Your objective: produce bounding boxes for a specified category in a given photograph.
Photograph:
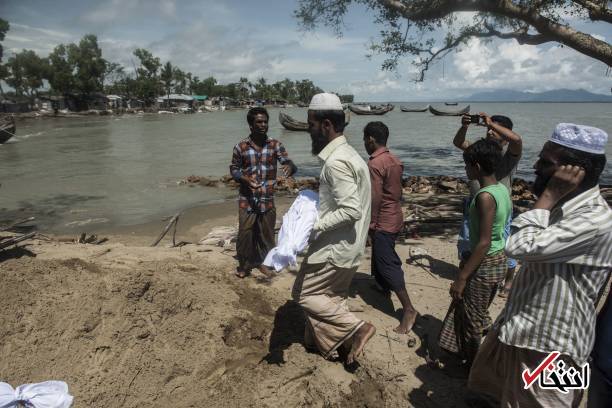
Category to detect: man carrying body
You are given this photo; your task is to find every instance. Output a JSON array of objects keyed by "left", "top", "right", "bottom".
[
  {"left": 453, "top": 113, "right": 522, "bottom": 296},
  {"left": 230, "top": 107, "right": 297, "bottom": 278},
  {"left": 292, "top": 93, "right": 375, "bottom": 365},
  {"left": 468, "top": 123, "right": 611, "bottom": 407},
  {"left": 363, "top": 121, "right": 418, "bottom": 334}
]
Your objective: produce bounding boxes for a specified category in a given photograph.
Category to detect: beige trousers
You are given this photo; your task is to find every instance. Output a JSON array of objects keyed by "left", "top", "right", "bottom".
[{"left": 292, "top": 261, "right": 364, "bottom": 357}]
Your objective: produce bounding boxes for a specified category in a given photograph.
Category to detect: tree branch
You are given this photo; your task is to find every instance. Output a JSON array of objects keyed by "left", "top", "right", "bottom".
[
  {"left": 379, "top": 0, "right": 612, "bottom": 66},
  {"left": 572, "top": 0, "right": 612, "bottom": 23},
  {"left": 483, "top": 23, "right": 552, "bottom": 45}
]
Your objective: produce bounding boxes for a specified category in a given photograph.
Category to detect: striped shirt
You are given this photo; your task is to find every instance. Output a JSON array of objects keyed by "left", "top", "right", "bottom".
[{"left": 498, "top": 186, "right": 612, "bottom": 365}]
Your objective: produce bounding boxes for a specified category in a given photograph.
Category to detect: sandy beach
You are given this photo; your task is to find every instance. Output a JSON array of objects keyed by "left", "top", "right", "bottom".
[
  {"left": 0, "top": 187, "right": 504, "bottom": 407},
  {"left": 3, "top": 176, "right": 610, "bottom": 407}
]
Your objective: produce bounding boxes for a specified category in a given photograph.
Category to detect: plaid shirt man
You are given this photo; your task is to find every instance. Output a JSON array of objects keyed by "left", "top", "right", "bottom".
[{"left": 230, "top": 136, "right": 291, "bottom": 213}]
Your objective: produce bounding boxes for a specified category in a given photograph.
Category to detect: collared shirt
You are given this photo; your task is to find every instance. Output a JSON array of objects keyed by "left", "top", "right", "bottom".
[
  {"left": 499, "top": 186, "right": 612, "bottom": 365},
  {"left": 368, "top": 147, "right": 404, "bottom": 234},
  {"left": 306, "top": 135, "right": 371, "bottom": 268},
  {"left": 229, "top": 136, "right": 291, "bottom": 213}
]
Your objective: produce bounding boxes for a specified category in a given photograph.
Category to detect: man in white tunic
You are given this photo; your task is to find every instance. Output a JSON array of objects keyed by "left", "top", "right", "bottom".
[{"left": 292, "top": 93, "right": 376, "bottom": 365}]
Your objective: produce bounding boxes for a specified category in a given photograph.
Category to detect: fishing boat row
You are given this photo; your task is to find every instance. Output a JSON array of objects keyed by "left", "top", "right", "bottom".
[
  {"left": 348, "top": 104, "right": 394, "bottom": 115},
  {"left": 278, "top": 103, "right": 470, "bottom": 131}
]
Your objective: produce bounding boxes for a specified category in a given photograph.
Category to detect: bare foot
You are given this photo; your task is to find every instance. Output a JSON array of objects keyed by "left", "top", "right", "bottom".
[
  {"left": 255, "top": 264, "right": 273, "bottom": 277},
  {"left": 235, "top": 269, "right": 250, "bottom": 279},
  {"left": 393, "top": 308, "right": 418, "bottom": 334},
  {"left": 346, "top": 322, "right": 376, "bottom": 364}
]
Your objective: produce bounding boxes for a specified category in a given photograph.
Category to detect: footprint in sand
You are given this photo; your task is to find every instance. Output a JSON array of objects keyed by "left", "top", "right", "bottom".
[{"left": 87, "top": 346, "right": 112, "bottom": 375}]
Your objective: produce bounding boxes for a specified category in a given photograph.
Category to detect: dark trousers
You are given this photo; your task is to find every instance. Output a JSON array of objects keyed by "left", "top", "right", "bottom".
[
  {"left": 371, "top": 230, "right": 405, "bottom": 292},
  {"left": 237, "top": 208, "right": 276, "bottom": 271}
]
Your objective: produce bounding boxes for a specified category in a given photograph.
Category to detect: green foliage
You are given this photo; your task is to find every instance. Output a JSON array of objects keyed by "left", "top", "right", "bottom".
[
  {"left": 5, "top": 49, "right": 48, "bottom": 99},
  {"left": 0, "top": 24, "right": 332, "bottom": 106},
  {"left": 0, "top": 18, "right": 9, "bottom": 62},
  {"left": 160, "top": 61, "right": 173, "bottom": 98},
  {"left": 68, "top": 34, "right": 107, "bottom": 96},
  {"left": 48, "top": 44, "right": 75, "bottom": 95}
]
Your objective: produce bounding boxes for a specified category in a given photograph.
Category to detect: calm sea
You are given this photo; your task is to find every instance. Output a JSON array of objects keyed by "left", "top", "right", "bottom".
[{"left": 1, "top": 103, "right": 610, "bottom": 232}]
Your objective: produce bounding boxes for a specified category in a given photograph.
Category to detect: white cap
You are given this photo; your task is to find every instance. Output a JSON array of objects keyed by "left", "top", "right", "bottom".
[
  {"left": 550, "top": 123, "right": 608, "bottom": 155},
  {"left": 308, "top": 93, "right": 343, "bottom": 111}
]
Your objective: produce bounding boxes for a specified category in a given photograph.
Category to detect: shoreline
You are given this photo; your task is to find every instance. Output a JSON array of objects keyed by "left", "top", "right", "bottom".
[{"left": 10, "top": 174, "right": 612, "bottom": 242}]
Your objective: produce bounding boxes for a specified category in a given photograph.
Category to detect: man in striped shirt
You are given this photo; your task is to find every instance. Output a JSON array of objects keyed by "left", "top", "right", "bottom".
[{"left": 468, "top": 123, "right": 611, "bottom": 407}]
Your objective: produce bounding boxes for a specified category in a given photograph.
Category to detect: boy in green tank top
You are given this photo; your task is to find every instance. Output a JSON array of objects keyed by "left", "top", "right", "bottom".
[{"left": 438, "top": 139, "right": 512, "bottom": 367}]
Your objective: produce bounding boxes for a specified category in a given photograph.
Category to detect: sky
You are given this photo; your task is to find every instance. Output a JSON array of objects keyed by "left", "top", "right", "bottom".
[{"left": 1, "top": 0, "right": 611, "bottom": 101}]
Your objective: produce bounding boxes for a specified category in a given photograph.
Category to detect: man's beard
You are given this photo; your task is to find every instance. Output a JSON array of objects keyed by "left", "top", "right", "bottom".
[
  {"left": 310, "top": 129, "right": 328, "bottom": 155},
  {"left": 532, "top": 174, "right": 550, "bottom": 197}
]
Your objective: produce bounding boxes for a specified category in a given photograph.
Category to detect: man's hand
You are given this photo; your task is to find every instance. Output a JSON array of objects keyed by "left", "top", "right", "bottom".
[
  {"left": 480, "top": 112, "right": 493, "bottom": 128},
  {"left": 450, "top": 277, "right": 467, "bottom": 300},
  {"left": 461, "top": 114, "right": 471, "bottom": 127},
  {"left": 545, "top": 165, "right": 585, "bottom": 201},
  {"left": 281, "top": 163, "right": 294, "bottom": 177},
  {"left": 240, "top": 174, "right": 262, "bottom": 190}
]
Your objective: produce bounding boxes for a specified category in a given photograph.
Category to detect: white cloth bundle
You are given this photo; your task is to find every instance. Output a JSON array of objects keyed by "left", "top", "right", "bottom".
[
  {"left": 0, "top": 381, "right": 73, "bottom": 408},
  {"left": 263, "top": 189, "right": 319, "bottom": 272}
]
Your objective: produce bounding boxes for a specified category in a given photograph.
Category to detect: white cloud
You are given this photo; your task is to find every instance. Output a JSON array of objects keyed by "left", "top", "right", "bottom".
[{"left": 453, "top": 38, "right": 493, "bottom": 79}]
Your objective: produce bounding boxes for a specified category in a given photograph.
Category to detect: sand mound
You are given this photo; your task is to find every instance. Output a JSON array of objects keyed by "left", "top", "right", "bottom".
[{"left": 0, "top": 240, "right": 476, "bottom": 407}]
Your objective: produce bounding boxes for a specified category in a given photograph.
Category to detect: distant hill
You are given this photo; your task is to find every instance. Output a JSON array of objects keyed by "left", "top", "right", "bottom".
[{"left": 464, "top": 89, "right": 612, "bottom": 102}]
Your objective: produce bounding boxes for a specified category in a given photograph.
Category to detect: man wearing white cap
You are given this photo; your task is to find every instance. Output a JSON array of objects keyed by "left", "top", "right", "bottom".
[
  {"left": 291, "top": 93, "right": 376, "bottom": 366},
  {"left": 468, "top": 123, "right": 612, "bottom": 407}
]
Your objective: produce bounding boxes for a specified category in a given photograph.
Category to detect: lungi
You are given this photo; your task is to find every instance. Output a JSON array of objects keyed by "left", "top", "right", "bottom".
[
  {"left": 236, "top": 208, "right": 276, "bottom": 271},
  {"left": 292, "top": 261, "right": 364, "bottom": 357},
  {"left": 438, "top": 251, "right": 506, "bottom": 362},
  {"left": 468, "top": 326, "right": 583, "bottom": 407}
]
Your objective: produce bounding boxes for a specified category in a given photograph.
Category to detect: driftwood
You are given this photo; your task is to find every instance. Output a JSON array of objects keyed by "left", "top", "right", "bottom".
[
  {"left": 151, "top": 213, "right": 180, "bottom": 247},
  {"left": 0, "top": 232, "right": 36, "bottom": 250},
  {"left": 0, "top": 217, "right": 36, "bottom": 232}
]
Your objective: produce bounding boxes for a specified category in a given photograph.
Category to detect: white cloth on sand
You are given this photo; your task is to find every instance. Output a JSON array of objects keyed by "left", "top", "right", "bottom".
[
  {"left": 0, "top": 381, "right": 73, "bottom": 408},
  {"left": 263, "top": 189, "right": 319, "bottom": 272}
]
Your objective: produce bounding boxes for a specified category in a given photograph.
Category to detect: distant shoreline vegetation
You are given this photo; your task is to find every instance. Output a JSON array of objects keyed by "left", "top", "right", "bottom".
[{"left": 0, "top": 19, "right": 354, "bottom": 111}]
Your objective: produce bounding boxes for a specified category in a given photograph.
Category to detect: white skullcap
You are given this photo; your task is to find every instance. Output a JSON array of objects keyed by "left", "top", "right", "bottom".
[
  {"left": 308, "top": 93, "right": 343, "bottom": 111},
  {"left": 550, "top": 123, "right": 608, "bottom": 155}
]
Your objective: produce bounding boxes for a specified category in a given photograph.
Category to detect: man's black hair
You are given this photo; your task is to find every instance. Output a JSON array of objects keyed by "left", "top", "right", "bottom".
[
  {"left": 463, "top": 139, "right": 503, "bottom": 176},
  {"left": 363, "top": 121, "right": 389, "bottom": 145},
  {"left": 491, "top": 115, "right": 513, "bottom": 130},
  {"left": 551, "top": 143, "right": 607, "bottom": 189},
  {"left": 311, "top": 109, "right": 346, "bottom": 133},
  {"left": 247, "top": 107, "right": 269, "bottom": 125}
]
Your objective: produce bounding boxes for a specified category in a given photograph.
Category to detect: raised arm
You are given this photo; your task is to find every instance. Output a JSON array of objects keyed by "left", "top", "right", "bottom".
[
  {"left": 453, "top": 115, "right": 472, "bottom": 151},
  {"left": 482, "top": 113, "right": 522, "bottom": 156}
]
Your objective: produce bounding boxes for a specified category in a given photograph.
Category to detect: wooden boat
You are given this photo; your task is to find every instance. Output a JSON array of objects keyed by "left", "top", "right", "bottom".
[
  {"left": 400, "top": 105, "right": 429, "bottom": 112},
  {"left": 429, "top": 105, "right": 470, "bottom": 116},
  {"left": 0, "top": 116, "right": 16, "bottom": 144},
  {"left": 279, "top": 111, "right": 308, "bottom": 131},
  {"left": 279, "top": 110, "right": 351, "bottom": 131},
  {"left": 444, "top": 102, "right": 458, "bottom": 106},
  {"left": 348, "top": 104, "right": 394, "bottom": 115}
]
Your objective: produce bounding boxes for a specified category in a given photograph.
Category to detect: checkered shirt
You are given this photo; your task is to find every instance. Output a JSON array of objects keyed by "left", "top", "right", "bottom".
[{"left": 229, "top": 136, "right": 291, "bottom": 213}]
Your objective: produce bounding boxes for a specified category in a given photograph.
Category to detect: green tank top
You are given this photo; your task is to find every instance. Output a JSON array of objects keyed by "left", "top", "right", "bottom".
[{"left": 468, "top": 183, "right": 512, "bottom": 255}]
